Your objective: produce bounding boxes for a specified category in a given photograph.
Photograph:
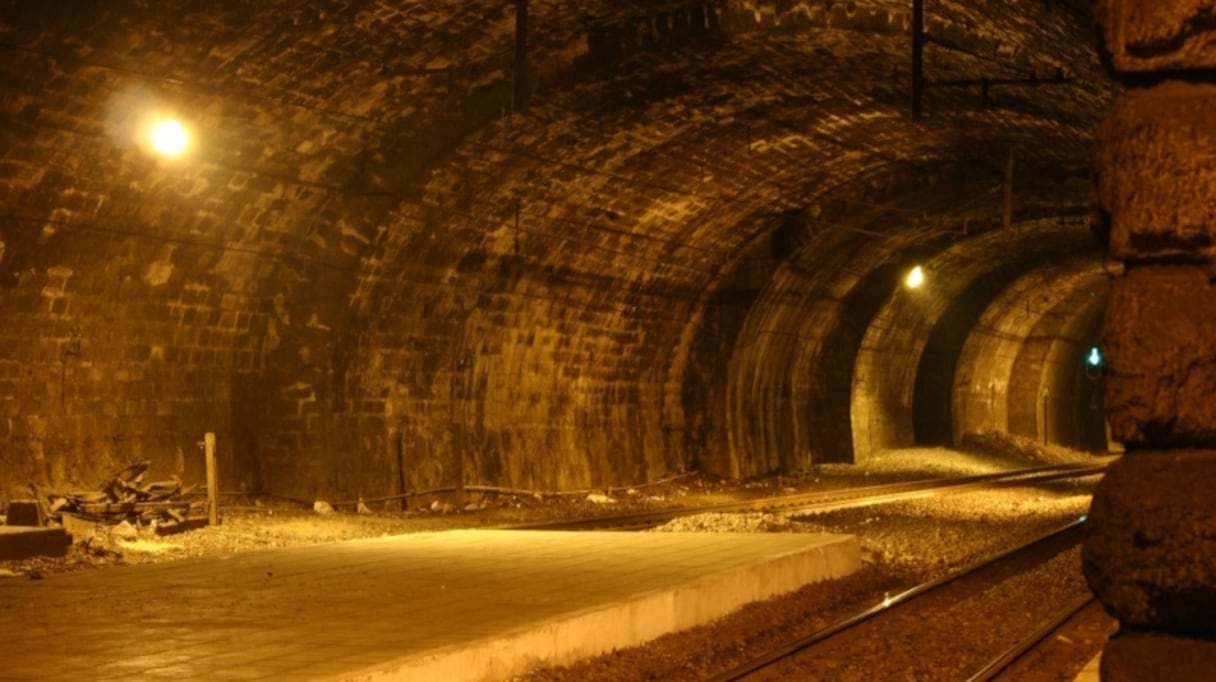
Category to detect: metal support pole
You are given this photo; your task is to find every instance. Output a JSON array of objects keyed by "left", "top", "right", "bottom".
[
  {"left": 395, "top": 431, "right": 407, "bottom": 507},
  {"left": 911, "top": 0, "right": 924, "bottom": 120},
  {"left": 513, "top": 196, "right": 521, "bottom": 256}
]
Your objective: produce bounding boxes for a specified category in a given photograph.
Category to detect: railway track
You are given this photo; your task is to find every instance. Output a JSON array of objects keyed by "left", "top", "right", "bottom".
[
  {"left": 967, "top": 593, "right": 1097, "bottom": 681},
  {"left": 705, "top": 519, "right": 1091, "bottom": 681},
  {"left": 508, "top": 459, "right": 1112, "bottom": 532}
]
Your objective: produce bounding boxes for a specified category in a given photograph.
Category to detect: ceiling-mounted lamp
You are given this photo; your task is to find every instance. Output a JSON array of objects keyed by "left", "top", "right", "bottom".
[{"left": 146, "top": 117, "right": 191, "bottom": 157}]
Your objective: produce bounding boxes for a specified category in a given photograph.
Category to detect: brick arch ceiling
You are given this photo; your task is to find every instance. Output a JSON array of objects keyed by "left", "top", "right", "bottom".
[{"left": 0, "top": 0, "right": 1115, "bottom": 500}]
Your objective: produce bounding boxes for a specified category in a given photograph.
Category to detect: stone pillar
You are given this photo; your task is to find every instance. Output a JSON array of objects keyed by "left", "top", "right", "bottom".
[{"left": 1086, "top": 2, "right": 1216, "bottom": 678}]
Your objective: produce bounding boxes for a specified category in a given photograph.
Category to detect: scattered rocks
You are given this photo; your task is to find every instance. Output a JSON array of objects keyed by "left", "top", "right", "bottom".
[
  {"left": 111, "top": 520, "right": 139, "bottom": 541},
  {"left": 959, "top": 431, "right": 1093, "bottom": 467},
  {"left": 524, "top": 481, "right": 1097, "bottom": 682},
  {"left": 117, "top": 539, "right": 184, "bottom": 555},
  {"left": 652, "top": 513, "right": 803, "bottom": 534},
  {"left": 651, "top": 486, "right": 1092, "bottom": 583},
  {"left": 2, "top": 447, "right": 1097, "bottom": 586},
  {"left": 585, "top": 493, "right": 617, "bottom": 505}
]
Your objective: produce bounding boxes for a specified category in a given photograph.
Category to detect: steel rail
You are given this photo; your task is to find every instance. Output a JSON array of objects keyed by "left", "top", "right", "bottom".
[
  {"left": 780, "top": 463, "right": 1108, "bottom": 517},
  {"left": 704, "top": 518, "right": 1087, "bottom": 682},
  {"left": 507, "top": 460, "right": 1110, "bottom": 531},
  {"left": 965, "top": 593, "right": 1098, "bottom": 682}
]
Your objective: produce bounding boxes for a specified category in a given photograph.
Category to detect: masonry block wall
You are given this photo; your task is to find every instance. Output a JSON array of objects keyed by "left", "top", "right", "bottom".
[
  {"left": 951, "top": 259, "right": 1110, "bottom": 450},
  {"left": 1085, "top": 0, "right": 1216, "bottom": 676},
  {"left": 850, "top": 221, "right": 1100, "bottom": 460},
  {"left": 0, "top": 0, "right": 728, "bottom": 501},
  {"left": 0, "top": 0, "right": 1119, "bottom": 504}
]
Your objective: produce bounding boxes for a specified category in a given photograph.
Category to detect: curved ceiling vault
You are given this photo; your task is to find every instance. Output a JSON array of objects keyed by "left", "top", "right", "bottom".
[{"left": 0, "top": 0, "right": 1117, "bottom": 500}]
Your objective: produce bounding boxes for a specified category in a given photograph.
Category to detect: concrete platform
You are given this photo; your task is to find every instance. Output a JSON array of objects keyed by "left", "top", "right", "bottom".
[
  {"left": 0, "top": 526, "right": 70, "bottom": 561},
  {"left": 1075, "top": 652, "right": 1101, "bottom": 681},
  {"left": 0, "top": 529, "right": 859, "bottom": 681}
]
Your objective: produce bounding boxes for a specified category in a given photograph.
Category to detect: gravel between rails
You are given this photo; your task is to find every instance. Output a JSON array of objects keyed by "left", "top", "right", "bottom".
[
  {"left": 997, "top": 601, "right": 1116, "bottom": 682},
  {"left": 747, "top": 547, "right": 1090, "bottom": 681},
  {"left": 517, "top": 482, "right": 1097, "bottom": 681}
]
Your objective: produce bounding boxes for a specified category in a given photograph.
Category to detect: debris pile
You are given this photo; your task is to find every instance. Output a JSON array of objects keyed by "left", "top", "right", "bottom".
[{"left": 34, "top": 461, "right": 207, "bottom": 536}]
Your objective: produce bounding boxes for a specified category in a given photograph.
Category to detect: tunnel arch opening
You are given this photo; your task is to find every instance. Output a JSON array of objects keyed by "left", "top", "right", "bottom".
[
  {"left": 950, "top": 257, "right": 1115, "bottom": 454},
  {"left": 850, "top": 218, "right": 1104, "bottom": 463}
]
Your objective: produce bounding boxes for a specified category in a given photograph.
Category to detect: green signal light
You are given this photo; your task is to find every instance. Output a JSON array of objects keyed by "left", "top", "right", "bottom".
[{"left": 1087, "top": 346, "right": 1103, "bottom": 368}]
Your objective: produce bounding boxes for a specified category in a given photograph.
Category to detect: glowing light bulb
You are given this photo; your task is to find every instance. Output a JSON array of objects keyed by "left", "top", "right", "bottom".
[
  {"left": 905, "top": 265, "right": 925, "bottom": 289},
  {"left": 148, "top": 118, "right": 190, "bottom": 157}
]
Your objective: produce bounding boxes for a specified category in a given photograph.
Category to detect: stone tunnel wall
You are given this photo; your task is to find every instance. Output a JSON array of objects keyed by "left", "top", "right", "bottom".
[
  {"left": 850, "top": 219, "right": 1101, "bottom": 461},
  {"left": 221, "top": 0, "right": 736, "bottom": 498},
  {"left": 1083, "top": 1, "right": 1216, "bottom": 675},
  {"left": 0, "top": 0, "right": 1113, "bottom": 501},
  {"left": 952, "top": 259, "right": 1110, "bottom": 450},
  {"left": 0, "top": 0, "right": 731, "bottom": 500},
  {"left": 717, "top": 168, "right": 977, "bottom": 479}
]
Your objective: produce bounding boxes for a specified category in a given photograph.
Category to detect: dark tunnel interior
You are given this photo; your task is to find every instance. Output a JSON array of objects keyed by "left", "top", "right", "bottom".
[
  {"left": 9, "top": 2, "right": 1216, "bottom": 677},
  {"left": 0, "top": 0, "right": 1119, "bottom": 503}
]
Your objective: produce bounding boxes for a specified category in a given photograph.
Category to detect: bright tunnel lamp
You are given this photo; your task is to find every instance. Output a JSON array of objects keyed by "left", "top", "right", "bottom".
[{"left": 146, "top": 117, "right": 191, "bottom": 157}]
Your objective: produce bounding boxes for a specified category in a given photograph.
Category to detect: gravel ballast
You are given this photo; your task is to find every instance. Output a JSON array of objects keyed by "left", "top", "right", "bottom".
[
  {"left": 522, "top": 464, "right": 1103, "bottom": 680},
  {"left": 2, "top": 447, "right": 1114, "bottom": 680}
]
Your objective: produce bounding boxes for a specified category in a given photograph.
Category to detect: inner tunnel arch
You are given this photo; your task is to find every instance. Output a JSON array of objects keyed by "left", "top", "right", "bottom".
[
  {"left": 952, "top": 258, "right": 1113, "bottom": 452},
  {"left": 850, "top": 218, "right": 1102, "bottom": 462}
]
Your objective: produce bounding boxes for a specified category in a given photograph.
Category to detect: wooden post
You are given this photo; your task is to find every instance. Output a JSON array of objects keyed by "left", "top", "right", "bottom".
[{"left": 204, "top": 432, "right": 219, "bottom": 526}]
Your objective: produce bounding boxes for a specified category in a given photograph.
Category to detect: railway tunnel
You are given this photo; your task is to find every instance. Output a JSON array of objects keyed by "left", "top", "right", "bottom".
[{"left": 0, "top": 0, "right": 1212, "bottom": 679}]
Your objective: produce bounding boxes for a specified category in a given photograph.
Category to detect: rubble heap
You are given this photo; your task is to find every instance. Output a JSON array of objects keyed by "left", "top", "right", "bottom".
[{"left": 33, "top": 461, "right": 207, "bottom": 536}]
